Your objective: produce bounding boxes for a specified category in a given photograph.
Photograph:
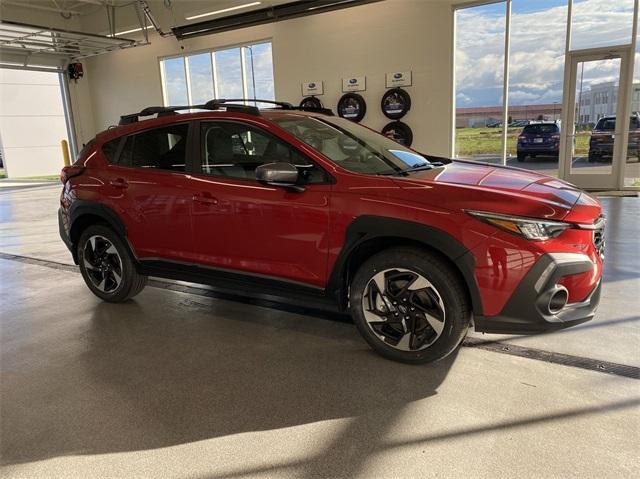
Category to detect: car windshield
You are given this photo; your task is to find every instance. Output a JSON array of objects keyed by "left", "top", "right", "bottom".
[
  {"left": 272, "top": 115, "right": 432, "bottom": 175},
  {"left": 523, "top": 124, "right": 558, "bottom": 134}
]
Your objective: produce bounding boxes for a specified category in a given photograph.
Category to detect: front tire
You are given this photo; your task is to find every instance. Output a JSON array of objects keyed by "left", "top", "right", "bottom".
[
  {"left": 350, "top": 247, "right": 471, "bottom": 364},
  {"left": 78, "top": 224, "right": 147, "bottom": 302}
]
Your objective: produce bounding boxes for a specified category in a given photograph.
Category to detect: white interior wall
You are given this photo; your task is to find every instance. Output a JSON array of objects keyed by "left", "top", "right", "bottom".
[
  {"left": 73, "top": 0, "right": 455, "bottom": 156},
  {"left": 0, "top": 69, "right": 68, "bottom": 178}
]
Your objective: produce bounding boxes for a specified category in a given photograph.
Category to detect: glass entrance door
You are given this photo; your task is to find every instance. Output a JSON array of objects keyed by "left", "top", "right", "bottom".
[{"left": 560, "top": 48, "right": 632, "bottom": 189}]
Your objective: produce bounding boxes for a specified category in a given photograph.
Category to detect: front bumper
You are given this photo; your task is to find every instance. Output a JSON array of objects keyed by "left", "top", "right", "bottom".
[{"left": 474, "top": 253, "right": 601, "bottom": 334}]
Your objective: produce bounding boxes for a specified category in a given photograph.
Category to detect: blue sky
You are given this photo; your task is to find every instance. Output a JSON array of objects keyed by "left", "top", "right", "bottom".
[{"left": 455, "top": 0, "right": 636, "bottom": 108}]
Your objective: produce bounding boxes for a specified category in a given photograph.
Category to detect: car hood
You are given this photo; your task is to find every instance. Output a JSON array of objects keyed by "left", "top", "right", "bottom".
[{"left": 393, "top": 160, "right": 596, "bottom": 221}]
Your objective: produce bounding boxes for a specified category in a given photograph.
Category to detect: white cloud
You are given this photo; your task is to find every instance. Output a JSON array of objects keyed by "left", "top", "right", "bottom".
[{"left": 456, "top": 0, "right": 636, "bottom": 107}]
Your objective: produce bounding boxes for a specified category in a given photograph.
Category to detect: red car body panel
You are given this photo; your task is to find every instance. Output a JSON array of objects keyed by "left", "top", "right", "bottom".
[{"left": 60, "top": 109, "right": 604, "bottom": 334}]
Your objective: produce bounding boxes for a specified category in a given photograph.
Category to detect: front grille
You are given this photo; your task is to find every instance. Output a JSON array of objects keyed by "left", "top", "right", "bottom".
[{"left": 593, "top": 217, "right": 605, "bottom": 260}]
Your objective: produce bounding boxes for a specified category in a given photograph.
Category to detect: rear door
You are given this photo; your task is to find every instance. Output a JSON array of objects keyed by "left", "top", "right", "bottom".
[
  {"left": 101, "top": 121, "right": 199, "bottom": 262},
  {"left": 190, "top": 120, "right": 332, "bottom": 288}
]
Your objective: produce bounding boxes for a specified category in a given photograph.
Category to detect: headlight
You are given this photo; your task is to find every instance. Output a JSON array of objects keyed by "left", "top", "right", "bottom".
[{"left": 466, "top": 210, "right": 571, "bottom": 241}]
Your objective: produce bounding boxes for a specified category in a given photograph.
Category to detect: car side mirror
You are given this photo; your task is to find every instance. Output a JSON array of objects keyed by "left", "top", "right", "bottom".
[{"left": 255, "top": 162, "right": 303, "bottom": 192}]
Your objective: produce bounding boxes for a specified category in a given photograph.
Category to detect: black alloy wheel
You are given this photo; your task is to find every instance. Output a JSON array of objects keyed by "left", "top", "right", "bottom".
[
  {"left": 82, "top": 234, "right": 124, "bottom": 294},
  {"left": 350, "top": 247, "right": 471, "bottom": 364},
  {"left": 382, "top": 121, "right": 413, "bottom": 147},
  {"left": 337, "top": 93, "right": 367, "bottom": 122},
  {"left": 299, "top": 96, "right": 323, "bottom": 110},
  {"left": 78, "top": 224, "right": 147, "bottom": 302},
  {"left": 381, "top": 88, "right": 411, "bottom": 120},
  {"left": 362, "top": 268, "right": 446, "bottom": 351}
]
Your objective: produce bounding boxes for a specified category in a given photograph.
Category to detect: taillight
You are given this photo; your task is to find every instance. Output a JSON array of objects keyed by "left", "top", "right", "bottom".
[
  {"left": 60, "top": 165, "right": 85, "bottom": 184},
  {"left": 551, "top": 134, "right": 560, "bottom": 140},
  {"left": 518, "top": 135, "right": 526, "bottom": 141}
]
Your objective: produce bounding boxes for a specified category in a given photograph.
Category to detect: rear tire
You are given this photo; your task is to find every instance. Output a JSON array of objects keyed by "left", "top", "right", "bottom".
[
  {"left": 350, "top": 247, "right": 471, "bottom": 364},
  {"left": 517, "top": 153, "right": 526, "bottom": 162},
  {"left": 78, "top": 224, "right": 147, "bottom": 302}
]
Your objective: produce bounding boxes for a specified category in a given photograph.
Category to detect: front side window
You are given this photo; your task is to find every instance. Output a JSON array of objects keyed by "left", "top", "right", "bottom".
[
  {"left": 200, "top": 122, "right": 327, "bottom": 183},
  {"left": 119, "top": 123, "right": 189, "bottom": 172},
  {"left": 273, "top": 115, "right": 433, "bottom": 176}
]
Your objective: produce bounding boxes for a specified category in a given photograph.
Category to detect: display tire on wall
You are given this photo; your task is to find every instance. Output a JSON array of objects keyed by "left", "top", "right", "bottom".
[
  {"left": 381, "top": 88, "right": 411, "bottom": 120},
  {"left": 299, "top": 96, "right": 324, "bottom": 110},
  {"left": 78, "top": 224, "right": 147, "bottom": 303},
  {"left": 350, "top": 247, "right": 471, "bottom": 364},
  {"left": 381, "top": 121, "right": 413, "bottom": 147},
  {"left": 337, "top": 93, "right": 367, "bottom": 122}
]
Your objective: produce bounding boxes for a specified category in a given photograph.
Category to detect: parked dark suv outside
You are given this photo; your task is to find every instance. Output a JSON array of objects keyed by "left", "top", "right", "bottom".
[
  {"left": 517, "top": 122, "right": 561, "bottom": 162},
  {"left": 588, "top": 115, "right": 640, "bottom": 163},
  {"left": 59, "top": 99, "right": 604, "bottom": 364}
]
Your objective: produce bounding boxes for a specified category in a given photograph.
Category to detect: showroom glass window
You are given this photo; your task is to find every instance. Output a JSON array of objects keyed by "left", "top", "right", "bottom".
[
  {"left": 160, "top": 42, "right": 275, "bottom": 107},
  {"left": 453, "top": 0, "right": 636, "bottom": 174},
  {"left": 454, "top": 2, "right": 506, "bottom": 162}
]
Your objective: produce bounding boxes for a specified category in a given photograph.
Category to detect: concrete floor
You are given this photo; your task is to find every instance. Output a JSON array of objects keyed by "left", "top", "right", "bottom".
[{"left": 1, "top": 185, "right": 639, "bottom": 478}]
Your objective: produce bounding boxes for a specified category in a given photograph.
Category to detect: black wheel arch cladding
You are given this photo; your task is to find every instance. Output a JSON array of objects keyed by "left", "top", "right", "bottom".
[{"left": 327, "top": 215, "right": 483, "bottom": 316}]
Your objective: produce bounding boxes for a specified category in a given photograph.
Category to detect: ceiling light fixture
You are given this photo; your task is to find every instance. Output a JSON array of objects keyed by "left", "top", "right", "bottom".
[
  {"left": 114, "top": 27, "right": 143, "bottom": 36},
  {"left": 185, "top": 2, "right": 262, "bottom": 21}
]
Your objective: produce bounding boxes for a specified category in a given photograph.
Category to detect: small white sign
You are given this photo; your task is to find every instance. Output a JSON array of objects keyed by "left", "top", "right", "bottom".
[
  {"left": 342, "top": 76, "right": 366, "bottom": 92},
  {"left": 301, "top": 81, "right": 324, "bottom": 96},
  {"left": 386, "top": 71, "right": 412, "bottom": 88}
]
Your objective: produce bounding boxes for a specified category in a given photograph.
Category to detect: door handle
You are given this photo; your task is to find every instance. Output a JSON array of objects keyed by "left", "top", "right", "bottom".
[
  {"left": 193, "top": 193, "right": 218, "bottom": 205},
  {"left": 110, "top": 178, "right": 128, "bottom": 189}
]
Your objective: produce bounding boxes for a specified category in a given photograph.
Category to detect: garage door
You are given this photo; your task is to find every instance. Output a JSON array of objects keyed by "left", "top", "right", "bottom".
[{"left": 0, "top": 68, "right": 68, "bottom": 179}]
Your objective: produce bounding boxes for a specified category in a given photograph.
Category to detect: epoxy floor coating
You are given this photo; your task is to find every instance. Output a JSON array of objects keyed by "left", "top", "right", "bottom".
[{"left": 1, "top": 185, "right": 638, "bottom": 478}]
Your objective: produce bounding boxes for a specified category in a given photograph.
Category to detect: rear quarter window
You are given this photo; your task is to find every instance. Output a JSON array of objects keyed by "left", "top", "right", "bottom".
[{"left": 101, "top": 138, "right": 123, "bottom": 164}]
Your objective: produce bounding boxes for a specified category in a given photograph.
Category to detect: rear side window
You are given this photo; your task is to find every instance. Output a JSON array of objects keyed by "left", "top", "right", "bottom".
[
  {"left": 596, "top": 117, "right": 640, "bottom": 129},
  {"left": 595, "top": 119, "right": 615, "bottom": 130},
  {"left": 119, "top": 123, "right": 189, "bottom": 172},
  {"left": 523, "top": 124, "right": 558, "bottom": 134},
  {"left": 101, "top": 138, "right": 122, "bottom": 164}
]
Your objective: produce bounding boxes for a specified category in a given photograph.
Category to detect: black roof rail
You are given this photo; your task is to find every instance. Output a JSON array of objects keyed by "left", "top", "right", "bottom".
[{"left": 118, "top": 98, "right": 333, "bottom": 125}]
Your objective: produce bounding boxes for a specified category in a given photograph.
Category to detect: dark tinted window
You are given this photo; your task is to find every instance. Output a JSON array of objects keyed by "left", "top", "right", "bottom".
[
  {"left": 76, "top": 138, "right": 96, "bottom": 162},
  {"left": 119, "top": 123, "right": 189, "bottom": 172},
  {"left": 101, "top": 138, "right": 122, "bottom": 164},
  {"left": 200, "top": 122, "right": 327, "bottom": 184},
  {"left": 596, "top": 118, "right": 615, "bottom": 130},
  {"left": 596, "top": 117, "right": 640, "bottom": 130},
  {"left": 522, "top": 124, "right": 559, "bottom": 134}
]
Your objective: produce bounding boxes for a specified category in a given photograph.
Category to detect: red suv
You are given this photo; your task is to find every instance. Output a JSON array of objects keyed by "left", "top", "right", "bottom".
[{"left": 59, "top": 100, "right": 604, "bottom": 363}]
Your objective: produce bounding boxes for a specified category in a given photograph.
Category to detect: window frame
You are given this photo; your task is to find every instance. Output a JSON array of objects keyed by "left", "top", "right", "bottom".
[
  {"left": 103, "top": 121, "right": 197, "bottom": 175},
  {"left": 193, "top": 119, "right": 333, "bottom": 186}
]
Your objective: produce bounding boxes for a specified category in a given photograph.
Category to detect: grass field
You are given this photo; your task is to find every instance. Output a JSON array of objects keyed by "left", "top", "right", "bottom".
[{"left": 455, "top": 127, "right": 590, "bottom": 157}]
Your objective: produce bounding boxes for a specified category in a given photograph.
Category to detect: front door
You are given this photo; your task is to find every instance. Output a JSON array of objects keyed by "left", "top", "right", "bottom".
[
  {"left": 560, "top": 47, "right": 633, "bottom": 189},
  {"left": 190, "top": 120, "right": 332, "bottom": 288}
]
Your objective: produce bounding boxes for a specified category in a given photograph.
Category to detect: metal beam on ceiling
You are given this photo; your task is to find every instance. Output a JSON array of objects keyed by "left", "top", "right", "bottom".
[{"left": 0, "top": 20, "right": 140, "bottom": 63}]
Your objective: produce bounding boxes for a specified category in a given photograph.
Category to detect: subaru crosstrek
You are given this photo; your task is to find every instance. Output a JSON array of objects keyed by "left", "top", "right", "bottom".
[
  {"left": 59, "top": 100, "right": 604, "bottom": 364},
  {"left": 517, "top": 122, "right": 561, "bottom": 162}
]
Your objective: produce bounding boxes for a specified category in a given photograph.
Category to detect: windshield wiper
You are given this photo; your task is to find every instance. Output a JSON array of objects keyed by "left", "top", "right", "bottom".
[{"left": 392, "top": 163, "right": 436, "bottom": 175}]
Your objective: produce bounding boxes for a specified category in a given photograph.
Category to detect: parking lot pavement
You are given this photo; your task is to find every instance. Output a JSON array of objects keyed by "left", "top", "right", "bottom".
[{"left": 0, "top": 184, "right": 638, "bottom": 478}]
